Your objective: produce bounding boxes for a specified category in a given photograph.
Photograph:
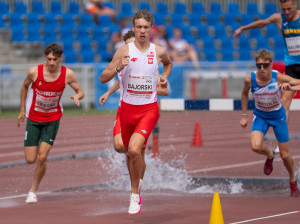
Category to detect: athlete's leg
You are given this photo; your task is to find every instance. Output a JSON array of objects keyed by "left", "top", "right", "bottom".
[
  {"left": 28, "top": 142, "right": 52, "bottom": 193},
  {"left": 127, "top": 133, "right": 145, "bottom": 194},
  {"left": 281, "top": 90, "right": 294, "bottom": 123},
  {"left": 250, "top": 131, "right": 273, "bottom": 158},
  {"left": 113, "top": 133, "right": 126, "bottom": 153},
  {"left": 140, "top": 149, "right": 146, "bottom": 180},
  {"left": 278, "top": 142, "right": 296, "bottom": 182}
]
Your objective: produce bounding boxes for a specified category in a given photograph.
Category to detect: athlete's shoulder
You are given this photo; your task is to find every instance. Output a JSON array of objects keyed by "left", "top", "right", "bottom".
[{"left": 27, "top": 65, "right": 38, "bottom": 80}]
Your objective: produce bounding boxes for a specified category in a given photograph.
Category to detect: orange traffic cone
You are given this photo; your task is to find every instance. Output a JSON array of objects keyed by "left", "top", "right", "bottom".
[{"left": 192, "top": 121, "right": 202, "bottom": 146}]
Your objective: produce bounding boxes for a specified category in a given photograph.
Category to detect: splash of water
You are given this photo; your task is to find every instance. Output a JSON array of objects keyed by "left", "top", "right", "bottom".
[{"left": 97, "top": 149, "right": 244, "bottom": 194}]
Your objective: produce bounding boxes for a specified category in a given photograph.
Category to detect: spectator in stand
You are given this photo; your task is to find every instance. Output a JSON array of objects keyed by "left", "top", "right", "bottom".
[
  {"left": 85, "top": 0, "right": 116, "bottom": 24},
  {"left": 168, "top": 28, "right": 200, "bottom": 70},
  {"left": 152, "top": 25, "right": 170, "bottom": 53}
]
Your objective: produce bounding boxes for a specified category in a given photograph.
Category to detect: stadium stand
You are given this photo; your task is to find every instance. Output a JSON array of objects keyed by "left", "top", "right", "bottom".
[{"left": 0, "top": 1, "right": 284, "bottom": 63}]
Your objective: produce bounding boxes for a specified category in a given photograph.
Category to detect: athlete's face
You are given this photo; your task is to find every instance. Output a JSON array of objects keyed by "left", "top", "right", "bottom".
[
  {"left": 256, "top": 59, "right": 272, "bottom": 77},
  {"left": 132, "top": 18, "right": 153, "bottom": 44},
  {"left": 281, "top": 0, "right": 298, "bottom": 20},
  {"left": 45, "top": 52, "right": 62, "bottom": 72}
]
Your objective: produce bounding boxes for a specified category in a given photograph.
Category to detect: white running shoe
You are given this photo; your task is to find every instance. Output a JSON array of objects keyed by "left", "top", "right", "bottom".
[
  {"left": 138, "top": 179, "right": 143, "bottom": 205},
  {"left": 25, "top": 192, "right": 38, "bottom": 204},
  {"left": 122, "top": 155, "right": 129, "bottom": 175},
  {"left": 128, "top": 193, "right": 141, "bottom": 215},
  {"left": 274, "top": 145, "right": 280, "bottom": 154}
]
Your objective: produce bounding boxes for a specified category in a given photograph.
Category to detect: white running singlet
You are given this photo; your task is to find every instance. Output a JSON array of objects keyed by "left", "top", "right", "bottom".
[{"left": 121, "top": 42, "right": 158, "bottom": 105}]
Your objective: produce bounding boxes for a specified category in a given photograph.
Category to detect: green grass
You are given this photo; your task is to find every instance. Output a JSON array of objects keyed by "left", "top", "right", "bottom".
[{"left": 0, "top": 108, "right": 116, "bottom": 118}]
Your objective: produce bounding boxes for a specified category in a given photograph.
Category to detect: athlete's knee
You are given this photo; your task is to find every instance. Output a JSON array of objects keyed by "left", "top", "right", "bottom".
[
  {"left": 37, "top": 154, "right": 48, "bottom": 164},
  {"left": 114, "top": 141, "right": 125, "bottom": 153},
  {"left": 280, "top": 151, "right": 290, "bottom": 161},
  {"left": 128, "top": 147, "right": 140, "bottom": 158},
  {"left": 26, "top": 157, "right": 36, "bottom": 164},
  {"left": 250, "top": 142, "right": 261, "bottom": 153}
]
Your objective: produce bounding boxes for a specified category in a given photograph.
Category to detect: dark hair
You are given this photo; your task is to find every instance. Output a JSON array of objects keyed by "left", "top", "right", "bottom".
[
  {"left": 44, "top": 43, "right": 63, "bottom": 57},
  {"left": 122, "top": 30, "right": 135, "bottom": 42},
  {"left": 132, "top": 9, "right": 153, "bottom": 26},
  {"left": 280, "top": 0, "right": 296, "bottom": 3}
]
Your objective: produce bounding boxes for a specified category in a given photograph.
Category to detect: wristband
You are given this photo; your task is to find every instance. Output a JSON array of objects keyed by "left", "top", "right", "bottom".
[
  {"left": 115, "top": 66, "right": 120, "bottom": 73},
  {"left": 242, "top": 114, "right": 247, "bottom": 117}
]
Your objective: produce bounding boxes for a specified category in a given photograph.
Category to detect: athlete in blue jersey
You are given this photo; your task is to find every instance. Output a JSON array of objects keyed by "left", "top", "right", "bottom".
[
  {"left": 240, "top": 49, "right": 299, "bottom": 197},
  {"left": 234, "top": 0, "right": 300, "bottom": 123}
]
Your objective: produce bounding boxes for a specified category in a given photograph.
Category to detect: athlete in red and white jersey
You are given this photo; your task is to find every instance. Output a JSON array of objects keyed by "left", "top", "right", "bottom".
[
  {"left": 17, "top": 43, "right": 84, "bottom": 204},
  {"left": 100, "top": 9, "right": 172, "bottom": 214}
]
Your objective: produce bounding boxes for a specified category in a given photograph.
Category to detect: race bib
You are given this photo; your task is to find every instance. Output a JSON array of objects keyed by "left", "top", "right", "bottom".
[
  {"left": 256, "top": 95, "right": 280, "bottom": 111},
  {"left": 127, "top": 74, "right": 153, "bottom": 97},
  {"left": 35, "top": 94, "right": 59, "bottom": 113},
  {"left": 286, "top": 36, "right": 300, "bottom": 56}
]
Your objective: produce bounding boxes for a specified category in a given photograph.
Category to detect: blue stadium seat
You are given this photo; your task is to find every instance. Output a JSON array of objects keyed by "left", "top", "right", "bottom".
[
  {"left": 205, "top": 13, "right": 221, "bottom": 27},
  {"left": 204, "top": 48, "right": 217, "bottom": 61},
  {"left": 227, "top": 2, "right": 241, "bottom": 15},
  {"left": 97, "top": 50, "right": 112, "bottom": 62},
  {"left": 0, "top": 1, "right": 9, "bottom": 14},
  {"left": 14, "top": 1, "right": 27, "bottom": 14},
  {"left": 170, "top": 15, "right": 184, "bottom": 28},
  {"left": 213, "top": 24, "right": 228, "bottom": 38},
  {"left": 239, "top": 49, "right": 252, "bottom": 60},
  {"left": 265, "top": 24, "right": 279, "bottom": 38},
  {"left": 75, "top": 26, "right": 91, "bottom": 41},
  {"left": 254, "top": 36, "right": 270, "bottom": 50},
  {"left": 118, "top": 2, "right": 133, "bottom": 20},
  {"left": 42, "top": 26, "right": 58, "bottom": 45},
  {"left": 31, "top": 1, "right": 45, "bottom": 15},
  {"left": 223, "top": 14, "right": 239, "bottom": 28},
  {"left": 240, "top": 14, "right": 254, "bottom": 26},
  {"left": 195, "top": 24, "right": 209, "bottom": 39},
  {"left": 238, "top": 36, "right": 251, "bottom": 50},
  {"left": 80, "top": 49, "right": 95, "bottom": 63},
  {"left": 156, "top": 2, "right": 169, "bottom": 15},
  {"left": 26, "top": 13, "right": 43, "bottom": 29},
  {"left": 11, "top": 27, "right": 26, "bottom": 42},
  {"left": 210, "top": 2, "right": 223, "bottom": 15},
  {"left": 191, "top": 2, "right": 206, "bottom": 15},
  {"left": 173, "top": 2, "right": 187, "bottom": 15},
  {"left": 202, "top": 36, "right": 216, "bottom": 50},
  {"left": 154, "top": 14, "right": 167, "bottom": 26},
  {"left": 43, "top": 13, "right": 59, "bottom": 28},
  {"left": 138, "top": 2, "right": 151, "bottom": 12},
  {"left": 246, "top": 3, "right": 261, "bottom": 17},
  {"left": 221, "top": 49, "right": 234, "bottom": 61},
  {"left": 188, "top": 14, "right": 202, "bottom": 27},
  {"left": 79, "top": 38, "right": 92, "bottom": 51},
  {"left": 219, "top": 36, "right": 234, "bottom": 50},
  {"left": 67, "top": 2, "right": 80, "bottom": 15},
  {"left": 248, "top": 28, "right": 263, "bottom": 39},
  {"left": 79, "top": 13, "right": 95, "bottom": 27},
  {"left": 98, "top": 15, "right": 119, "bottom": 33},
  {"left": 9, "top": 13, "right": 24, "bottom": 29},
  {"left": 274, "top": 48, "right": 284, "bottom": 61},
  {"left": 60, "top": 13, "right": 76, "bottom": 27},
  {"left": 50, "top": 1, "right": 62, "bottom": 15},
  {"left": 92, "top": 27, "right": 108, "bottom": 41},
  {"left": 58, "top": 26, "right": 75, "bottom": 42},
  {"left": 0, "top": 16, "right": 6, "bottom": 28},
  {"left": 265, "top": 2, "right": 277, "bottom": 14},
  {"left": 103, "top": 2, "right": 115, "bottom": 10},
  {"left": 61, "top": 40, "right": 74, "bottom": 52},
  {"left": 26, "top": 26, "right": 42, "bottom": 42},
  {"left": 64, "top": 50, "right": 77, "bottom": 63},
  {"left": 180, "top": 25, "right": 193, "bottom": 40}
]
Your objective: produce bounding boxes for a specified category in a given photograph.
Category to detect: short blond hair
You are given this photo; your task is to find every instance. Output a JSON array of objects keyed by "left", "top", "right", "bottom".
[{"left": 255, "top": 49, "right": 273, "bottom": 63}]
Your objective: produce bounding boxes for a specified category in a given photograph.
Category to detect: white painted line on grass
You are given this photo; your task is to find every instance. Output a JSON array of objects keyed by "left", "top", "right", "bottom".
[
  {"left": 0, "top": 191, "right": 52, "bottom": 200},
  {"left": 229, "top": 210, "right": 300, "bottom": 224}
]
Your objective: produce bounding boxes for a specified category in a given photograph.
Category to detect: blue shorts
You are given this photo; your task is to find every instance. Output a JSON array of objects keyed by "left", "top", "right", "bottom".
[{"left": 251, "top": 113, "right": 289, "bottom": 143}]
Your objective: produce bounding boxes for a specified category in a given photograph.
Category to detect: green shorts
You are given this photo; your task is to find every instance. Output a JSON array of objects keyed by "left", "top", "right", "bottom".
[{"left": 24, "top": 118, "right": 60, "bottom": 147}]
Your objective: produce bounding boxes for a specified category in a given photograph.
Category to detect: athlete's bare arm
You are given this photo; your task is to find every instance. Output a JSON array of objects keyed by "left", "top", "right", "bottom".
[
  {"left": 240, "top": 74, "right": 251, "bottom": 128},
  {"left": 155, "top": 44, "right": 172, "bottom": 87},
  {"left": 233, "top": 13, "right": 282, "bottom": 38},
  {"left": 66, "top": 68, "right": 84, "bottom": 106},
  {"left": 100, "top": 44, "right": 129, "bottom": 83},
  {"left": 99, "top": 79, "right": 120, "bottom": 106},
  {"left": 278, "top": 72, "right": 300, "bottom": 91},
  {"left": 17, "top": 66, "right": 38, "bottom": 127}
]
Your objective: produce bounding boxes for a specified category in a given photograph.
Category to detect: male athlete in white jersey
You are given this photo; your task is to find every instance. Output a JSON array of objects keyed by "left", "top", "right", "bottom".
[
  {"left": 240, "top": 49, "right": 299, "bottom": 197},
  {"left": 100, "top": 9, "right": 172, "bottom": 214}
]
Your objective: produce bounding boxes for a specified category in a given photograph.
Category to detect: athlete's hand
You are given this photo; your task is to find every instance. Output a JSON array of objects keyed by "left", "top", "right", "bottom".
[
  {"left": 240, "top": 117, "right": 248, "bottom": 128},
  {"left": 71, "top": 94, "right": 80, "bottom": 106},
  {"left": 118, "top": 55, "right": 130, "bottom": 71},
  {"left": 233, "top": 27, "right": 242, "bottom": 39},
  {"left": 17, "top": 111, "right": 25, "bottom": 127},
  {"left": 159, "top": 76, "right": 168, "bottom": 88},
  {"left": 99, "top": 92, "right": 109, "bottom": 106},
  {"left": 279, "top": 83, "right": 293, "bottom": 91}
]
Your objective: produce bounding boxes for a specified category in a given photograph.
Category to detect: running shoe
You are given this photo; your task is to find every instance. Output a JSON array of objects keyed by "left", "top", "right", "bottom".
[
  {"left": 138, "top": 179, "right": 143, "bottom": 205},
  {"left": 122, "top": 155, "right": 129, "bottom": 175},
  {"left": 25, "top": 192, "right": 38, "bottom": 204},
  {"left": 128, "top": 193, "right": 141, "bottom": 215},
  {"left": 290, "top": 181, "right": 300, "bottom": 197},
  {"left": 264, "top": 151, "right": 275, "bottom": 175}
]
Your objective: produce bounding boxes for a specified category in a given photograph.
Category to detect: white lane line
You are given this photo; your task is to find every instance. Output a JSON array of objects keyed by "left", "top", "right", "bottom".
[
  {"left": 229, "top": 210, "right": 300, "bottom": 224},
  {"left": 188, "top": 155, "right": 300, "bottom": 174},
  {"left": 0, "top": 191, "right": 52, "bottom": 200}
]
